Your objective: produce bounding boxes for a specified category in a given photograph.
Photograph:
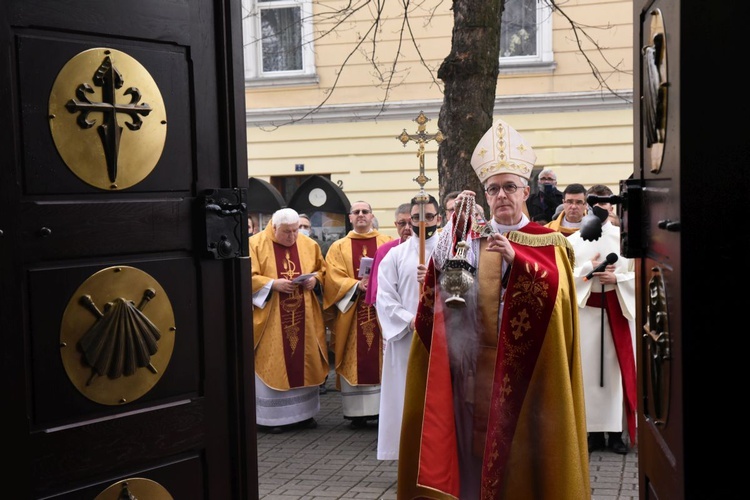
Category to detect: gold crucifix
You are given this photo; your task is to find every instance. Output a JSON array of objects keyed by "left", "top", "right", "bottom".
[
  {"left": 397, "top": 111, "right": 444, "bottom": 190},
  {"left": 280, "top": 250, "right": 297, "bottom": 281},
  {"left": 396, "top": 111, "right": 444, "bottom": 265}
]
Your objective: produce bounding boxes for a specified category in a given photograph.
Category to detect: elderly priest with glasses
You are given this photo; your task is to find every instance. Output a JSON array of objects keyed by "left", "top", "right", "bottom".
[
  {"left": 323, "top": 201, "right": 393, "bottom": 428},
  {"left": 397, "top": 118, "right": 590, "bottom": 499}
]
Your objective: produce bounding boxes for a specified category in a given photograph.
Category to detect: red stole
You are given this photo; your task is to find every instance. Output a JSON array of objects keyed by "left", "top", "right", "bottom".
[
  {"left": 586, "top": 290, "right": 637, "bottom": 445},
  {"left": 481, "top": 238, "right": 559, "bottom": 497},
  {"left": 350, "top": 238, "right": 381, "bottom": 384},
  {"left": 416, "top": 279, "right": 460, "bottom": 495},
  {"left": 273, "top": 242, "right": 306, "bottom": 388}
]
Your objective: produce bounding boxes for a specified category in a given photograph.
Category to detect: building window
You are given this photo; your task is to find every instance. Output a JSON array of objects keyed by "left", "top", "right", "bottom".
[
  {"left": 242, "top": 0, "right": 317, "bottom": 85},
  {"left": 500, "top": 0, "right": 553, "bottom": 67}
]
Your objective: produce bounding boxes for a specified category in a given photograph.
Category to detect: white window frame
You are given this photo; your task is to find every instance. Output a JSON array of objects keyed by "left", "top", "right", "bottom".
[
  {"left": 242, "top": 0, "right": 317, "bottom": 86},
  {"left": 499, "top": 0, "right": 554, "bottom": 69}
]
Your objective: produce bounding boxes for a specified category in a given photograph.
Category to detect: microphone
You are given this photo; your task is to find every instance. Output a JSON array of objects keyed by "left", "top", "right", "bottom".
[
  {"left": 580, "top": 206, "right": 610, "bottom": 242},
  {"left": 586, "top": 194, "right": 623, "bottom": 205},
  {"left": 583, "top": 253, "right": 619, "bottom": 281}
]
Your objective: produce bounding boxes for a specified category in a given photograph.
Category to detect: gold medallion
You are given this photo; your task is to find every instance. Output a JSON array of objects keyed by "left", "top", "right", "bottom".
[
  {"left": 49, "top": 48, "right": 167, "bottom": 190},
  {"left": 94, "top": 477, "right": 173, "bottom": 500},
  {"left": 60, "top": 266, "right": 176, "bottom": 405},
  {"left": 642, "top": 10, "right": 668, "bottom": 173}
]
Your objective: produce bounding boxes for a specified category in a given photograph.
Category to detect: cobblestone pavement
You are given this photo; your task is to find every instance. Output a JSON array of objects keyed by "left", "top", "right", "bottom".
[{"left": 257, "top": 370, "right": 639, "bottom": 499}]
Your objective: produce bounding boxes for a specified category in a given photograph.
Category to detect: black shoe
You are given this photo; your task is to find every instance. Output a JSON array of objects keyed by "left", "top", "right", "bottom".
[
  {"left": 608, "top": 433, "right": 629, "bottom": 455},
  {"left": 298, "top": 417, "right": 317, "bottom": 429},
  {"left": 587, "top": 432, "right": 605, "bottom": 453},
  {"left": 258, "top": 425, "right": 284, "bottom": 434},
  {"left": 349, "top": 417, "right": 368, "bottom": 429}
]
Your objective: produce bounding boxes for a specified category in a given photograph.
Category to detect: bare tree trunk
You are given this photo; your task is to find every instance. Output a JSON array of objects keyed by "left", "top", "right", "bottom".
[{"left": 437, "top": 0, "right": 504, "bottom": 214}]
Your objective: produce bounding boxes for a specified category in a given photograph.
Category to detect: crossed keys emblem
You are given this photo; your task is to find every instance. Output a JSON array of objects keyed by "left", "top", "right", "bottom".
[{"left": 49, "top": 47, "right": 167, "bottom": 190}]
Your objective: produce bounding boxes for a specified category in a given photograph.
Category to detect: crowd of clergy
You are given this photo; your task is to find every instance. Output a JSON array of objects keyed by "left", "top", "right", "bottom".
[{"left": 248, "top": 118, "right": 636, "bottom": 500}]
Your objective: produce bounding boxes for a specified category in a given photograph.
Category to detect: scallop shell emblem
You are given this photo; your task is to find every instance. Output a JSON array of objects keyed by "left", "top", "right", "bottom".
[{"left": 60, "top": 266, "right": 176, "bottom": 405}]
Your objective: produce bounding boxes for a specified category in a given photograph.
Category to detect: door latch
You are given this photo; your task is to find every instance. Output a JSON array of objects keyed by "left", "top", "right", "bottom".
[
  {"left": 202, "top": 188, "right": 248, "bottom": 259},
  {"left": 619, "top": 178, "right": 644, "bottom": 258}
]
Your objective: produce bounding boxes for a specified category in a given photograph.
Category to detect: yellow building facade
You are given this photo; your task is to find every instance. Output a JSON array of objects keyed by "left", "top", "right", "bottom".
[{"left": 243, "top": 0, "right": 633, "bottom": 237}]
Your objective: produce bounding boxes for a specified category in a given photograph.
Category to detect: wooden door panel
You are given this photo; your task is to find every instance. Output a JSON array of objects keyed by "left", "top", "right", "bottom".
[
  {"left": 2, "top": 0, "right": 256, "bottom": 498},
  {"left": 19, "top": 200, "right": 193, "bottom": 261},
  {"left": 10, "top": 1, "right": 192, "bottom": 46},
  {"left": 31, "top": 434, "right": 206, "bottom": 500},
  {"left": 633, "top": 1, "right": 749, "bottom": 497},
  {"left": 634, "top": 2, "right": 684, "bottom": 498},
  {"left": 31, "top": 406, "right": 206, "bottom": 493},
  {"left": 28, "top": 258, "right": 200, "bottom": 427},
  {"left": 17, "top": 33, "right": 192, "bottom": 195}
]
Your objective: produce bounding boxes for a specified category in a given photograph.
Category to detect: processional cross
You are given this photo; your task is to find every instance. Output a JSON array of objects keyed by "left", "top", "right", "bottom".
[{"left": 396, "top": 111, "right": 444, "bottom": 264}]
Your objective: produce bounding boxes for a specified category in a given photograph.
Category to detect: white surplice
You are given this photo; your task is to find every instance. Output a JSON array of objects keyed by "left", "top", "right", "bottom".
[
  {"left": 569, "top": 221, "right": 636, "bottom": 434},
  {"left": 375, "top": 233, "right": 438, "bottom": 460}
]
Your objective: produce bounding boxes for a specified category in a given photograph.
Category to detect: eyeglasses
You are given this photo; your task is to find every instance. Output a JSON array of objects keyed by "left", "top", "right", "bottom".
[
  {"left": 410, "top": 213, "right": 437, "bottom": 222},
  {"left": 563, "top": 199, "right": 586, "bottom": 206},
  {"left": 485, "top": 183, "right": 521, "bottom": 196},
  {"left": 539, "top": 177, "right": 556, "bottom": 182},
  {"left": 395, "top": 220, "right": 409, "bottom": 227},
  {"left": 350, "top": 209, "right": 371, "bottom": 215}
]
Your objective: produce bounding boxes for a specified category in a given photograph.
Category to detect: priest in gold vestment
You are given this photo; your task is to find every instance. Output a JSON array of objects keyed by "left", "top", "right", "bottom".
[
  {"left": 251, "top": 208, "right": 329, "bottom": 433},
  {"left": 398, "top": 118, "right": 590, "bottom": 499},
  {"left": 323, "top": 201, "right": 393, "bottom": 428}
]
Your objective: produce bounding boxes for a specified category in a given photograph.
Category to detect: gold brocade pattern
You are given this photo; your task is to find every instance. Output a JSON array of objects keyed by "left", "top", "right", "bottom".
[
  {"left": 324, "top": 230, "right": 391, "bottom": 385},
  {"left": 359, "top": 303, "right": 377, "bottom": 350},
  {"left": 280, "top": 250, "right": 302, "bottom": 354},
  {"left": 511, "top": 261, "right": 551, "bottom": 311},
  {"left": 251, "top": 221, "right": 328, "bottom": 390},
  {"left": 357, "top": 242, "right": 374, "bottom": 349},
  {"left": 281, "top": 292, "right": 302, "bottom": 355}
]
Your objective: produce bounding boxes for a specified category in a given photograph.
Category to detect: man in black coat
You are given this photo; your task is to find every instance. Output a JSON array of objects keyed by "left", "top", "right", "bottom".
[{"left": 526, "top": 168, "right": 563, "bottom": 223}]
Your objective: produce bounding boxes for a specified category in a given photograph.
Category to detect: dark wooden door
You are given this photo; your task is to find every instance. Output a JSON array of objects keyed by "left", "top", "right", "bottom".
[
  {"left": 0, "top": 1, "right": 258, "bottom": 498},
  {"left": 632, "top": 1, "right": 747, "bottom": 498}
]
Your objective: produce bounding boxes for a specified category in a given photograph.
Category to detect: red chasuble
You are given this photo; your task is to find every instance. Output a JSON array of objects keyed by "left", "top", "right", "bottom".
[{"left": 400, "top": 223, "right": 589, "bottom": 500}]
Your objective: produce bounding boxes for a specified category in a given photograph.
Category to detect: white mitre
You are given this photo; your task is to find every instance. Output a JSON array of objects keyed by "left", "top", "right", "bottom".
[{"left": 470, "top": 117, "right": 537, "bottom": 181}]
